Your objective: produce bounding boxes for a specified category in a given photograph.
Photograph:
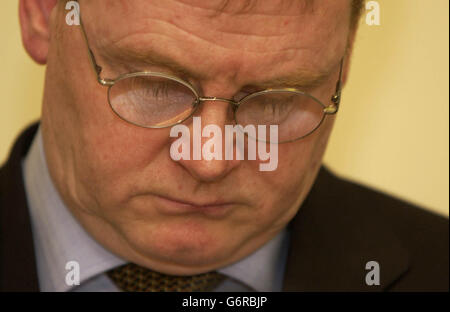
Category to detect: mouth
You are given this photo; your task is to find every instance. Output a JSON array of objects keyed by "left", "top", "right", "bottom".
[{"left": 153, "top": 194, "right": 236, "bottom": 218}]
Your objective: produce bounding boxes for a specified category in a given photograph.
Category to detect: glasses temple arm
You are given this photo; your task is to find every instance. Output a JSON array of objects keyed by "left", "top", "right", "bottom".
[
  {"left": 336, "top": 58, "right": 344, "bottom": 94},
  {"left": 326, "top": 58, "right": 344, "bottom": 114},
  {"left": 77, "top": 3, "right": 112, "bottom": 86}
]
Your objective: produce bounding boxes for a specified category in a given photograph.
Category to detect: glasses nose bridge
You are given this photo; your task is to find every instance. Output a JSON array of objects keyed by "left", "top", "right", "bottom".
[{"left": 198, "top": 96, "right": 239, "bottom": 108}]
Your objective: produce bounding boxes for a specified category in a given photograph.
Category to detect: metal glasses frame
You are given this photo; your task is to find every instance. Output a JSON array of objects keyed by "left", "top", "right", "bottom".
[{"left": 77, "top": 9, "right": 343, "bottom": 142}]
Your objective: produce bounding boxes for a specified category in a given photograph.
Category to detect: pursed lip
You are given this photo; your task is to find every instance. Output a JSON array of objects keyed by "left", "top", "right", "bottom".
[{"left": 153, "top": 194, "right": 237, "bottom": 217}]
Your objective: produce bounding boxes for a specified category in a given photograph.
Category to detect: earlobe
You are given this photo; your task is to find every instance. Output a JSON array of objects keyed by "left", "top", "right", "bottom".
[{"left": 19, "top": 0, "right": 58, "bottom": 65}]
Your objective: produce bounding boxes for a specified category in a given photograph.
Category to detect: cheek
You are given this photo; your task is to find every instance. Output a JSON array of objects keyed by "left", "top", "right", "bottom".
[
  {"left": 85, "top": 125, "right": 167, "bottom": 173},
  {"left": 74, "top": 103, "right": 172, "bottom": 209},
  {"left": 254, "top": 135, "right": 317, "bottom": 197},
  {"left": 250, "top": 120, "right": 334, "bottom": 228},
  {"left": 56, "top": 41, "right": 172, "bottom": 201}
]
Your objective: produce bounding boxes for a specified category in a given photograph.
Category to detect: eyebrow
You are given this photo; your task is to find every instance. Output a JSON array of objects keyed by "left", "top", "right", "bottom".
[
  {"left": 246, "top": 67, "right": 332, "bottom": 91},
  {"left": 108, "top": 46, "right": 332, "bottom": 90},
  {"left": 107, "top": 46, "right": 193, "bottom": 78}
]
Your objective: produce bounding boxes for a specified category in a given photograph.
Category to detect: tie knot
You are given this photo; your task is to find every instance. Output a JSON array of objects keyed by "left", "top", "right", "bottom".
[{"left": 107, "top": 263, "right": 226, "bottom": 292}]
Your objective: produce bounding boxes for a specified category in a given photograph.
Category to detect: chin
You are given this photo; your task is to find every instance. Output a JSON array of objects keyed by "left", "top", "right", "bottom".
[{"left": 121, "top": 220, "right": 237, "bottom": 274}]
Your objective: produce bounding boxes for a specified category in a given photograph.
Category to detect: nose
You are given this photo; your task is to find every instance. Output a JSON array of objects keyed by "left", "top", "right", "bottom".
[{"left": 175, "top": 97, "right": 242, "bottom": 183}]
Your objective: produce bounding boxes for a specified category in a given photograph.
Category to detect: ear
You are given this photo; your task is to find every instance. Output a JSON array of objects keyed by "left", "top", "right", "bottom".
[{"left": 19, "top": 0, "right": 58, "bottom": 64}]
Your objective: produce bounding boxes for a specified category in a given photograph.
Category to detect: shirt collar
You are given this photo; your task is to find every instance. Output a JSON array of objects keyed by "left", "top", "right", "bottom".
[
  {"left": 23, "top": 127, "right": 289, "bottom": 292},
  {"left": 218, "top": 228, "right": 289, "bottom": 292}
]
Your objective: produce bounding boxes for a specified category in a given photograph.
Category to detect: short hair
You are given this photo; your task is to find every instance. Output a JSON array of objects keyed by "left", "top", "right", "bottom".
[{"left": 351, "top": 0, "right": 365, "bottom": 28}]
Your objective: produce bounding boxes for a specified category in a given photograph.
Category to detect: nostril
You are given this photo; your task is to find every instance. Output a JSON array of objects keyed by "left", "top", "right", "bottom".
[{"left": 182, "top": 158, "right": 232, "bottom": 183}]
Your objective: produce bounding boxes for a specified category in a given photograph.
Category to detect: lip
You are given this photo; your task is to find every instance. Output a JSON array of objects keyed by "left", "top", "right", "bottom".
[{"left": 153, "top": 194, "right": 236, "bottom": 218}]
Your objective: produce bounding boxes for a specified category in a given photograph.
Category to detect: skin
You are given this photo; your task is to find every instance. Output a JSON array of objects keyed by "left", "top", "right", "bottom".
[{"left": 19, "top": 0, "right": 357, "bottom": 275}]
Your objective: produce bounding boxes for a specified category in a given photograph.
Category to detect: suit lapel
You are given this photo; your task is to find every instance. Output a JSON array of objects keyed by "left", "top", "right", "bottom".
[
  {"left": 0, "top": 123, "right": 40, "bottom": 291},
  {"left": 283, "top": 168, "right": 410, "bottom": 291}
]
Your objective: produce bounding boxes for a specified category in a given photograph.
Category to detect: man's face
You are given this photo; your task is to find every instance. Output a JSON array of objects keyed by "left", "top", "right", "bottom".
[{"left": 42, "top": 0, "right": 352, "bottom": 275}]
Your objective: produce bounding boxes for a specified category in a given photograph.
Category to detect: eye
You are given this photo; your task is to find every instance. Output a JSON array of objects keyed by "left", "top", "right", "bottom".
[
  {"left": 263, "top": 101, "right": 291, "bottom": 119},
  {"left": 108, "top": 74, "right": 199, "bottom": 127},
  {"left": 128, "top": 77, "right": 171, "bottom": 99}
]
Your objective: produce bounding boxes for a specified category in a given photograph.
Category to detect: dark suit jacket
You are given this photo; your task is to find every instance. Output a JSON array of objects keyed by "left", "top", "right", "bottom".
[{"left": 0, "top": 124, "right": 448, "bottom": 291}]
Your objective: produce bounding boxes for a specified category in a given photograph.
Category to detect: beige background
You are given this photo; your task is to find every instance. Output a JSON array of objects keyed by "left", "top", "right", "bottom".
[{"left": 0, "top": 0, "right": 448, "bottom": 216}]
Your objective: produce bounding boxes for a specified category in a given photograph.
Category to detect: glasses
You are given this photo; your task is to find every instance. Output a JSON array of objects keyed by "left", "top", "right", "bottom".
[{"left": 78, "top": 16, "right": 343, "bottom": 143}]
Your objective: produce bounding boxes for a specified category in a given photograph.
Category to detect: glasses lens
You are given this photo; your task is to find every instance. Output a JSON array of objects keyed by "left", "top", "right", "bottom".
[
  {"left": 108, "top": 74, "right": 198, "bottom": 128},
  {"left": 236, "top": 91, "right": 325, "bottom": 142}
]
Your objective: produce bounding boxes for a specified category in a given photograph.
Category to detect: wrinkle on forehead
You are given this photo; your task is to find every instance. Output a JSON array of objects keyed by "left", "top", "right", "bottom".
[
  {"left": 172, "top": 0, "right": 315, "bottom": 16},
  {"left": 102, "top": 0, "right": 317, "bottom": 18},
  {"left": 80, "top": 0, "right": 348, "bottom": 41},
  {"left": 77, "top": 0, "right": 349, "bottom": 90},
  {"left": 91, "top": 2, "right": 346, "bottom": 53}
]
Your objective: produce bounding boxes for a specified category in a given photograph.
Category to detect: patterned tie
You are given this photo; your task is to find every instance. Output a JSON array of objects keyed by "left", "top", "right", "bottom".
[{"left": 107, "top": 263, "right": 226, "bottom": 292}]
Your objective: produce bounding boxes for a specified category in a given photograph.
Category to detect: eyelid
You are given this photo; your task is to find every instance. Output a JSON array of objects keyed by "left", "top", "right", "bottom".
[
  {"left": 234, "top": 86, "right": 268, "bottom": 100},
  {"left": 236, "top": 84, "right": 313, "bottom": 100},
  {"left": 234, "top": 90, "right": 253, "bottom": 102}
]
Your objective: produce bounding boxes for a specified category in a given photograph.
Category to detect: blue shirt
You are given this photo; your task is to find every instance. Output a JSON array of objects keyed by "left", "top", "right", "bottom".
[{"left": 22, "top": 128, "right": 290, "bottom": 292}]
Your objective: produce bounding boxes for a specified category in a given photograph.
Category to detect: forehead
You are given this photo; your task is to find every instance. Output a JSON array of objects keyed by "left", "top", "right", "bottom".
[{"left": 80, "top": 0, "right": 351, "bottom": 87}]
